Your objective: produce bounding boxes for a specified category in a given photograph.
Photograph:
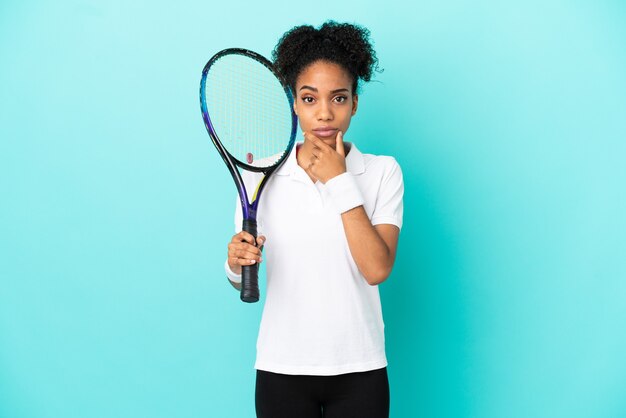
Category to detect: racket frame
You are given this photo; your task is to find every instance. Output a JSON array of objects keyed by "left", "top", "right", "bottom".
[{"left": 199, "top": 48, "right": 297, "bottom": 302}]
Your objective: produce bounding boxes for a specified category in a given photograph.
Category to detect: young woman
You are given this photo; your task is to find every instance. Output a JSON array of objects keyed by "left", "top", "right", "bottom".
[{"left": 224, "top": 21, "right": 404, "bottom": 418}]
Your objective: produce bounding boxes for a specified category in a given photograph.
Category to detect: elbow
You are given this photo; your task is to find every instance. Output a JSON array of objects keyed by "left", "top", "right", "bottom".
[{"left": 363, "top": 265, "right": 393, "bottom": 286}]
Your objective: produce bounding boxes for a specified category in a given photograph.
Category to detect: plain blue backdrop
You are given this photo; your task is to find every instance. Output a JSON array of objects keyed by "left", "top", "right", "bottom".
[{"left": 1, "top": 1, "right": 625, "bottom": 417}]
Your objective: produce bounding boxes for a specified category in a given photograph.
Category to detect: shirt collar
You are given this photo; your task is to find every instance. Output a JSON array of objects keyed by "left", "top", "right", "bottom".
[{"left": 275, "top": 141, "right": 365, "bottom": 177}]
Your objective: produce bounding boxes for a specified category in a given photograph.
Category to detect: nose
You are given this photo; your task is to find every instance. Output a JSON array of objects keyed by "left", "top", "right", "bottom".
[{"left": 316, "top": 101, "right": 333, "bottom": 121}]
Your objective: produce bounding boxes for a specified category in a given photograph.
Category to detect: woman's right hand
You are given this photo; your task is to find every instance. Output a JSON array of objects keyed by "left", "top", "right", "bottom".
[{"left": 227, "top": 231, "right": 265, "bottom": 275}]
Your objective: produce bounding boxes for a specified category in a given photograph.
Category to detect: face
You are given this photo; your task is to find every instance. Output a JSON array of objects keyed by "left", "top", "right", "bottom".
[{"left": 293, "top": 60, "right": 358, "bottom": 149}]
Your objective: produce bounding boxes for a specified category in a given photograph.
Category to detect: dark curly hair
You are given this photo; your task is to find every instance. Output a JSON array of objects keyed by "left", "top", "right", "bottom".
[{"left": 272, "top": 21, "right": 380, "bottom": 95}]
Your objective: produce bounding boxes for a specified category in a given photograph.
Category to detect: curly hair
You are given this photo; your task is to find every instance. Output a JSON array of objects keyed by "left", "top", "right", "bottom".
[{"left": 272, "top": 21, "right": 380, "bottom": 95}]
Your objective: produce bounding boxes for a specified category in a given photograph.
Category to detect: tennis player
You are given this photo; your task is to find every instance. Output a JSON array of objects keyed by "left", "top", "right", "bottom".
[{"left": 224, "top": 21, "right": 404, "bottom": 418}]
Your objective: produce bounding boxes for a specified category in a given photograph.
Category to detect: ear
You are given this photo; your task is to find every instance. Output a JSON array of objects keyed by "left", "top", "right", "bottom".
[
  {"left": 351, "top": 94, "right": 359, "bottom": 116},
  {"left": 293, "top": 100, "right": 299, "bottom": 116}
]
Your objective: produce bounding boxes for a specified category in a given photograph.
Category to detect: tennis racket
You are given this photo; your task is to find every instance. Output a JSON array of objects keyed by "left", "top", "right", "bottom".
[{"left": 200, "top": 48, "right": 297, "bottom": 303}]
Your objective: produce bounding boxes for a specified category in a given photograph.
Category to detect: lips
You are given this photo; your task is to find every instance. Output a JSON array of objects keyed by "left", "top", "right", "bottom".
[{"left": 312, "top": 127, "right": 338, "bottom": 138}]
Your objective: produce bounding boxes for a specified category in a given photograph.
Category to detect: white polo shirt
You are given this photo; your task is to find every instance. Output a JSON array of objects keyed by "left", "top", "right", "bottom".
[{"left": 226, "top": 142, "right": 404, "bottom": 376}]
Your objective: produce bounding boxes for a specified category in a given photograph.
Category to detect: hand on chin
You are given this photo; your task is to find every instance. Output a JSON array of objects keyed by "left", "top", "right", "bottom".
[{"left": 299, "top": 130, "right": 347, "bottom": 183}]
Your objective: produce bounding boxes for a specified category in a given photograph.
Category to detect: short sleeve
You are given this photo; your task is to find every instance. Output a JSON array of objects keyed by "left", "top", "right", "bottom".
[{"left": 370, "top": 158, "right": 404, "bottom": 229}]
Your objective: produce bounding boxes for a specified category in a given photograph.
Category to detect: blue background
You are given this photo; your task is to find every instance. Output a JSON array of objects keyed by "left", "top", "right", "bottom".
[{"left": 1, "top": 1, "right": 625, "bottom": 417}]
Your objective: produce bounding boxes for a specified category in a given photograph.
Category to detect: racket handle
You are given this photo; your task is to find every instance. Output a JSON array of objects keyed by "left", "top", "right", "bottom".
[{"left": 241, "top": 219, "right": 260, "bottom": 303}]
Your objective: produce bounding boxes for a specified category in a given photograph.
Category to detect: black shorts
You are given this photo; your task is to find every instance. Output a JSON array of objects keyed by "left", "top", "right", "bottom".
[{"left": 255, "top": 367, "right": 389, "bottom": 418}]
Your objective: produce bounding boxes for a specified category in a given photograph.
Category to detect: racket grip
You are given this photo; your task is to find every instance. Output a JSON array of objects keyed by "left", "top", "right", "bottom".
[{"left": 241, "top": 219, "right": 260, "bottom": 303}]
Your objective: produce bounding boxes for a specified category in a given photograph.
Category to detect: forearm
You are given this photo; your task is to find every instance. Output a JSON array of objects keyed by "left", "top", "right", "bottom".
[
  {"left": 341, "top": 206, "right": 395, "bottom": 285},
  {"left": 225, "top": 259, "right": 243, "bottom": 291},
  {"left": 228, "top": 278, "right": 242, "bottom": 291}
]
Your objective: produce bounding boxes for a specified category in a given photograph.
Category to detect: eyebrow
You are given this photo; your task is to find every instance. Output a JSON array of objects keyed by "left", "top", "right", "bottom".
[{"left": 299, "top": 85, "right": 350, "bottom": 94}]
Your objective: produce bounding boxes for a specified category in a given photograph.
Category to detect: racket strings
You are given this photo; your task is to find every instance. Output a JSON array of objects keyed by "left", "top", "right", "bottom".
[{"left": 204, "top": 54, "right": 292, "bottom": 169}]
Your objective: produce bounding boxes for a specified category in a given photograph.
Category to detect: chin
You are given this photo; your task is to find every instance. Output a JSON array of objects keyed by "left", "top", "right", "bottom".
[{"left": 323, "top": 138, "right": 337, "bottom": 148}]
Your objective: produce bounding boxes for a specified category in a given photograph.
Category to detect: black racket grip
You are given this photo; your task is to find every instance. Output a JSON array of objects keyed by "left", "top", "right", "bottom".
[{"left": 241, "top": 219, "right": 260, "bottom": 303}]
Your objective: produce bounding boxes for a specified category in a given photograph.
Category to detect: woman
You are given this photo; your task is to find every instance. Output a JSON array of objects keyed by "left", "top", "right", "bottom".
[{"left": 224, "top": 21, "right": 404, "bottom": 418}]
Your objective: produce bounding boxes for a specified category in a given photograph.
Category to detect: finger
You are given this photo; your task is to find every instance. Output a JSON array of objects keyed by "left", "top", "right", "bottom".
[
  {"left": 229, "top": 242, "right": 262, "bottom": 257},
  {"left": 302, "top": 131, "right": 314, "bottom": 145},
  {"left": 256, "top": 235, "right": 266, "bottom": 250},
  {"left": 229, "top": 256, "right": 257, "bottom": 266},
  {"left": 231, "top": 247, "right": 262, "bottom": 261},
  {"left": 303, "top": 131, "right": 316, "bottom": 146},
  {"left": 237, "top": 247, "right": 263, "bottom": 263},
  {"left": 305, "top": 132, "right": 328, "bottom": 150},
  {"left": 239, "top": 242, "right": 262, "bottom": 255},
  {"left": 304, "top": 161, "right": 317, "bottom": 179},
  {"left": 336, "top": 130, "right": 345, "bottom": 157},
  {"left": 234, "top": 231, "right": 256, "bottom": 246}
]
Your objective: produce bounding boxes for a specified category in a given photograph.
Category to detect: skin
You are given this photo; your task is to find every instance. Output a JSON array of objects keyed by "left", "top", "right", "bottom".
[{"left": 227, "top": 60, "right": 399, "bottom": 287}]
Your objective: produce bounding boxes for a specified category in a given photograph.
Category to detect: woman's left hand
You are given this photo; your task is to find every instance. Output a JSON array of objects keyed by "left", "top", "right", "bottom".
[{"left": 303, "top": 131, "right": 347, "bottom": 183}]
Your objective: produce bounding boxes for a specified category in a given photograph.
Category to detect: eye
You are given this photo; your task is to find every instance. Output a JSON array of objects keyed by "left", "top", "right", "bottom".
[
  {"left": 301, "top": 96, "right": 315, "bottom": 104},
  {"left": 334, "top": 95, "right": 348, "bottom": 103}
]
